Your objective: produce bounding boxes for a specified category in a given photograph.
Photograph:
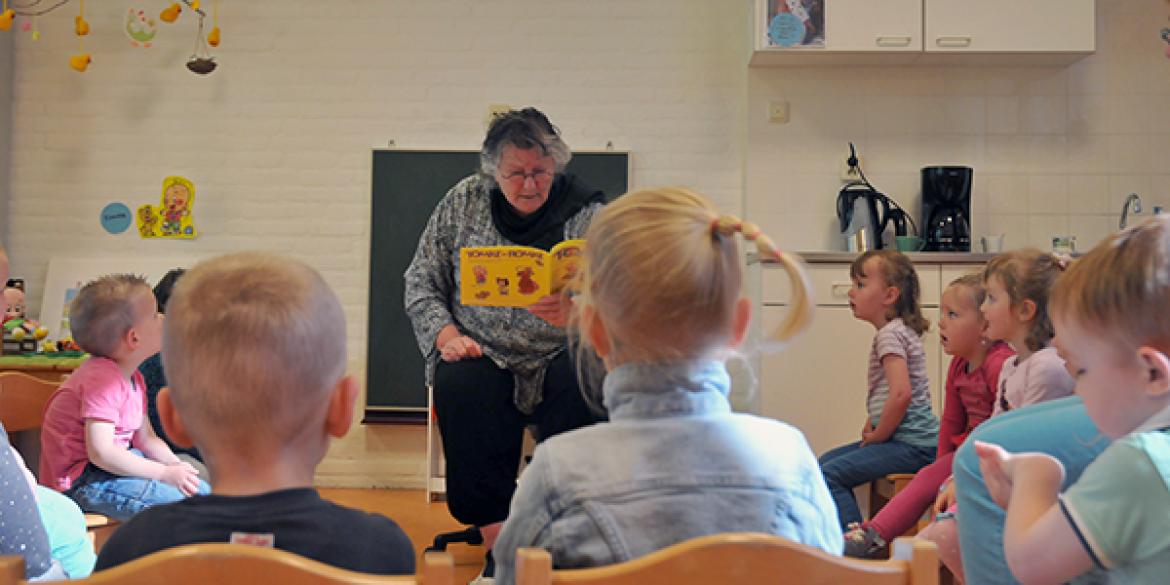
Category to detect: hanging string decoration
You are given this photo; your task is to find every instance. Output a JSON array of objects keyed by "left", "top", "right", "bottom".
[
  {"left": 0, "top": 0, "right": 14, "bottom": 31},
  {"left": 1, "top": 0, "right": 223, "bottom": 74},
  {"left": 159, "top": 0, "right": 218, "bottom": 75},
  {"left": 69, "top": 0, "right": 89, "bottom": 71},
  {"left": 125, "top": 7, "right": 156, "bottom": 48}
]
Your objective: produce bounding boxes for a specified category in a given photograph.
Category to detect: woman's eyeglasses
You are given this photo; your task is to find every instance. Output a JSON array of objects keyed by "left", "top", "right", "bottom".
[{"left": 498, "top": 170, "right": 553, "bottom": 185}]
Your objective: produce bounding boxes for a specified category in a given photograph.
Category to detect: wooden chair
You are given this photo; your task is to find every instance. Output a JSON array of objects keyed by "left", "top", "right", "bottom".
[
  {"left": 0, "top": 371, "right": 57, "bottom": 434},
  {"left": 0, "top": 544, "right": 455, "bottom": 585},
  {"left": 870, "top": 473, "right": 932, "bottom": 536},
  {"left": 515, "top": 533, "right": 938, "bottom": 585},
  {"left": 0, "top": 372, "right": 119, "bottom": 548}
]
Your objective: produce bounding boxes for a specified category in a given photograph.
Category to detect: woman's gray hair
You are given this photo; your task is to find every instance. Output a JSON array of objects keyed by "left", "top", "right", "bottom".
[{"left": 479, "top": 107, "right": 572, "bottom": 182}]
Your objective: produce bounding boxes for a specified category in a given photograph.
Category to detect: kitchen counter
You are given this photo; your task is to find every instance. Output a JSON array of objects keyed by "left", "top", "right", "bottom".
[{"left": 752, "top": 251, "right": 995, "bottom": 265}]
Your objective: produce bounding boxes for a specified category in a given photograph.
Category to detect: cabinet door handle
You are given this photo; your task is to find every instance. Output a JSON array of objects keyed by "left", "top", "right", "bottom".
[
  {"left": 935, "top": 36, "right": 972, "bottom": 47},
  {"left": 876, "top": 36, "right": 912, "bottom": 47},
  {"left": 830, "top": 282, "right": 852, "bottom": 298}
]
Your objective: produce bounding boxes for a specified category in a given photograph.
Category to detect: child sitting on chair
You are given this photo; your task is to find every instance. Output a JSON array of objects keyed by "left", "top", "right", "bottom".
[
  {"left": 977, "top": 216, "right": 1170, "bottom": 583},
  {"left": 40, "top": 274, "right": 209, "bottom": 521},
  {"left": 94, "top": 252, "right": 415, "bottom": 575},
  {"left": 493, "top": 187, "right": 842, "bottom": 584}
]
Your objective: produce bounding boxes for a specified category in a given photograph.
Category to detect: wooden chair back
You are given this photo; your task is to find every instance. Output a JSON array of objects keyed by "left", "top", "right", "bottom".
[
  {"left": 0, "top": 371, "right": 58, "bottom": 432},
  {"left": 516, "top": 533, "right": 938, "bottom": 585},
  {"left": 0, "top": 544, "right": 454, "bottom": 585}
]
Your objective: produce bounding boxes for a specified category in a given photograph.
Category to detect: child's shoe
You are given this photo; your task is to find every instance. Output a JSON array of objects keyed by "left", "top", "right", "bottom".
[
  {"left": 468, "top": 550, "right": 495, "bottom": 585},
  {"left": 843, "top": 522, "right": 887, "bottom": 559}
]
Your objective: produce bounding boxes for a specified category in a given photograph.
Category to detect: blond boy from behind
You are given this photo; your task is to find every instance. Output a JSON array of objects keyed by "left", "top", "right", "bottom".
[{"left": 94, "top": 252, "right": 415, "bottom": 575}]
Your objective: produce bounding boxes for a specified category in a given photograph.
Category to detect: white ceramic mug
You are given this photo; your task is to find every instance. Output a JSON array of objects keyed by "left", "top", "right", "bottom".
[{"left": 981, "top": 234, "right": 1005, "bottom": 253}]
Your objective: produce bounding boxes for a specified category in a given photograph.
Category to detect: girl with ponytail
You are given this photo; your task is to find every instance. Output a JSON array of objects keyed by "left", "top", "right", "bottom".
[{"left": 492, "top": 187, "right": 842, "bottom": 583}]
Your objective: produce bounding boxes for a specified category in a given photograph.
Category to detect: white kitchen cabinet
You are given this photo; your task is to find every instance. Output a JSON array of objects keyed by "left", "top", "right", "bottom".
[
  {"left": 759, "top": 305, "right": 873, "bottom": 455},
  {"left": 750, "top": 0, "right": 1095, "bottom": 67},
  {"left": 924, "top": 0, "right": 1095, "bottom": 54}
]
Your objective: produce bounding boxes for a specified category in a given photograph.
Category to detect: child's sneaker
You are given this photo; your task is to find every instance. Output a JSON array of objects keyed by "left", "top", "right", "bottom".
[
  {"left": 468, "top": 550, "right": 495, "bottom": 585},
  {"left": 843, "top": 522, "right": 887, "bottom": 559}
]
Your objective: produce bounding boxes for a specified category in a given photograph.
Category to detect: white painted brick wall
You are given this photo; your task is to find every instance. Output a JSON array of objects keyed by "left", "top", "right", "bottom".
[{"left": 3, "top": 0, "right": 749, "bottom": 487}]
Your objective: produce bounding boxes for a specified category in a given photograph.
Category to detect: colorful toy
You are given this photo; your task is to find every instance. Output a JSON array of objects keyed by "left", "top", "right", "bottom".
[
  {"left": 125, "top": 8, "right": 157, "bottom": 48},
  {"left": 2, "top": 280, "right": 41, "bottom": 354}
]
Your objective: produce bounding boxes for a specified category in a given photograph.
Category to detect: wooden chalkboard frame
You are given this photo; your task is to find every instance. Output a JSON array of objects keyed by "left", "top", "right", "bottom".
[{"left": 365, "top": 149, "right": 630, "bottom": 423}]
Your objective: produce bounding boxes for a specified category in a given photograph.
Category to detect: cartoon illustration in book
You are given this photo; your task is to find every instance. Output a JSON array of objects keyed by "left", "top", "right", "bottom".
[
  {"left": 561, "top": 259, "right": 580, "bottom": 283},
  {"left": 516, "top": 266, "right": 540, "bottom": 295},
  {"left": 459, "top": 239, "right": 584, "bottom": 307}
]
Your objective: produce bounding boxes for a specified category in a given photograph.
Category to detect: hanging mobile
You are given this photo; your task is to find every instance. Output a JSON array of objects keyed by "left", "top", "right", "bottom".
[
  {"left": 207, "top": 0, "right": 220, "bottom": 47},
  {"left": 69, "top": 0, "right": 91, "bottom": 72},
  {"left": 0, "top": 0, "right": 13, "bottom": 31},
  {"left": 186, "top": 7, "right": 216, "bottom": 74}
]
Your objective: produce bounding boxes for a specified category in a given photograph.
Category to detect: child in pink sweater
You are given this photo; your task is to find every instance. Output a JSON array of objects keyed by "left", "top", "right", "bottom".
[{"left": 845, "top": 274, "right": 1012, "bottom": 558}]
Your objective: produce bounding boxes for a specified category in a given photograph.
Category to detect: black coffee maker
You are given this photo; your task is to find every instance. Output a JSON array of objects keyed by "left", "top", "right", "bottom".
[{"left": 921, "top": 166, "right": 972, "bottom": 252}]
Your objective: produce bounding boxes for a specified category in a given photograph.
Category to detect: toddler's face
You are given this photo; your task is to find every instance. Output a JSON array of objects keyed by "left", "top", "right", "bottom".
[
  {"left": 131, "top": 290, "right": 164, "bottom": 356},
  {"left": 1053, "top": 316, "right": 1152, "bottom": 439},
  {"left": 980, "top": 275, "right": 1018, "bottom": 345},
  {"left": 938, "top": 285, "right": 985, "bottom": 358}
]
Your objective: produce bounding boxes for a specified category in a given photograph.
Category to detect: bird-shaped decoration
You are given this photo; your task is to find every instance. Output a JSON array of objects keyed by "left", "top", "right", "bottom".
[
  {"left": 160, "top": 3, "right": 181, "bottom": 23},
  {"left": 69, "top": 53, "right": 91, "bottom": 72}
]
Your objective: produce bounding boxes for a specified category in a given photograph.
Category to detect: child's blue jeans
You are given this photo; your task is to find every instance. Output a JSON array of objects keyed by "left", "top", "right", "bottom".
[
  {"left": 954, "top": 396, "right": 1107, "bottom": 584},
  {"left": 819, "top": 439, "right": 935, "bottom": 529},
  {"left": 65, "top": 450, "right": 210, "bottom": 522}
]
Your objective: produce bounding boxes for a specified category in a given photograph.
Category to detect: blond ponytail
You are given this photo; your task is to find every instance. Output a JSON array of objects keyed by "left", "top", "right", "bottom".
[{"left": 712, "top": 215, "right": 814, "bottom": 344}]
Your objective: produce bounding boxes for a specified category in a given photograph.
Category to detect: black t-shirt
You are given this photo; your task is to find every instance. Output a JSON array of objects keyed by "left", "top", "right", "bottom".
[{"left": 95, "top": 488, "right": 415, "bottom": 575}]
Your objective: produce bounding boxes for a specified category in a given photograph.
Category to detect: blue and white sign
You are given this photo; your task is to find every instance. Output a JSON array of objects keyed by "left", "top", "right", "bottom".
[
  {"left": 100, "top": 202, "right": 133, "bottom": 234},
  {"left": 768, "top": 12, "right": 806, "bottom": 47}
]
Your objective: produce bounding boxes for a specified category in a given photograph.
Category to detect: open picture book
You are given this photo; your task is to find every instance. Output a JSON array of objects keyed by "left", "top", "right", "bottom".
[{"left": 459, "top": 239, "right": 584, "bottom": 307}]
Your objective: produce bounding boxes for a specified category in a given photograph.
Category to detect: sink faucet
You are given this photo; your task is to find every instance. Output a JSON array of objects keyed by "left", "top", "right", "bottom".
[{"left": 1120, "top": 193, "right": 1142, "bottom": 230}]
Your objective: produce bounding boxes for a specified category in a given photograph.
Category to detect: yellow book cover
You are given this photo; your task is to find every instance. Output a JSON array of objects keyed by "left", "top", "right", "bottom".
[{"left": 459, "top": 239, "right": 584, "bottom": 307}]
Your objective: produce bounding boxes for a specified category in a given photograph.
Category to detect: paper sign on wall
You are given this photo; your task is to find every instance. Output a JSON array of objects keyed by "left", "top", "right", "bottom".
[{"left": 137, "top": 176, "right": 198, "bottom": 239}]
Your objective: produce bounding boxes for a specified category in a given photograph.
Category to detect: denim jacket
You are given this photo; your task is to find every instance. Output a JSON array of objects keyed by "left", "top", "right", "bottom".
[{"left": 494, "top": 360, "right": 843, "bottom": 584}]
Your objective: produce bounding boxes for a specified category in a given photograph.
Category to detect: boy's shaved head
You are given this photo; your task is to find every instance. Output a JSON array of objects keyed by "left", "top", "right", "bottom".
[{"left": 162, "top": 252, "right": 347, "bottom": 450}]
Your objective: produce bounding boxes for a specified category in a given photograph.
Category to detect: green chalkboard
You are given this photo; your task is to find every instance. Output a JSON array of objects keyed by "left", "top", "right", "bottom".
[{"left": 366, "top": 149, "right": 629, "bottom": 421}]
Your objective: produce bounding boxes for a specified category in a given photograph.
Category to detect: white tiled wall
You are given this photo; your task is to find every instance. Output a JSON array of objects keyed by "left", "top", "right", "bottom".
[
  {"left": 1, "top": 1, "right": 748, "bottom": 487},
  {"left": 747, "top": 0, "right": 1170, "bottom": 253}
]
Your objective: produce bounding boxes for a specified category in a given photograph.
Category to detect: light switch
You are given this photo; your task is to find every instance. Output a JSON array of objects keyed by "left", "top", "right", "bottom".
[{"left": 767, "top": 100, "right": 790, "bottom": 124}]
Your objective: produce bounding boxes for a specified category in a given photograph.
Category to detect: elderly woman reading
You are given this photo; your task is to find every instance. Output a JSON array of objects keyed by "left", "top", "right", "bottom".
[{"left": 404, "top": 107, "right": 607, "bottom": 581}]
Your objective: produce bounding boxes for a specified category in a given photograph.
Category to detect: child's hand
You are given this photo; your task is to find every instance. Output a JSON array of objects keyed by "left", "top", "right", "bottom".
[
  {"left": 974, "top": 441, "right": 1016, "bottom": 509},
  {"left": 160, "top": 461, "right": 202, "bottom": 496},
  {"left": 934, "top": 478, "right": 957, "bottom": 515},
  {"left": 859, "top": 419, "right": 874, "bottom": 443}
]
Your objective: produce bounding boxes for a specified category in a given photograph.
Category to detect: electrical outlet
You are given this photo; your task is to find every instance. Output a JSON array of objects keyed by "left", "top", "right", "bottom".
[
  {"left": 767, "top": 100, "right": 789, "bottom": 124},
  {"left": 840, "top": 156, "right": 864, "bottom": 182}
]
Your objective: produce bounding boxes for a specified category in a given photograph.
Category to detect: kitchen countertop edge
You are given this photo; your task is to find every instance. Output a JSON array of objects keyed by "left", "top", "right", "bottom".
[{"left": 752, "top": 251, "right": 996, "bottom": 265}]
